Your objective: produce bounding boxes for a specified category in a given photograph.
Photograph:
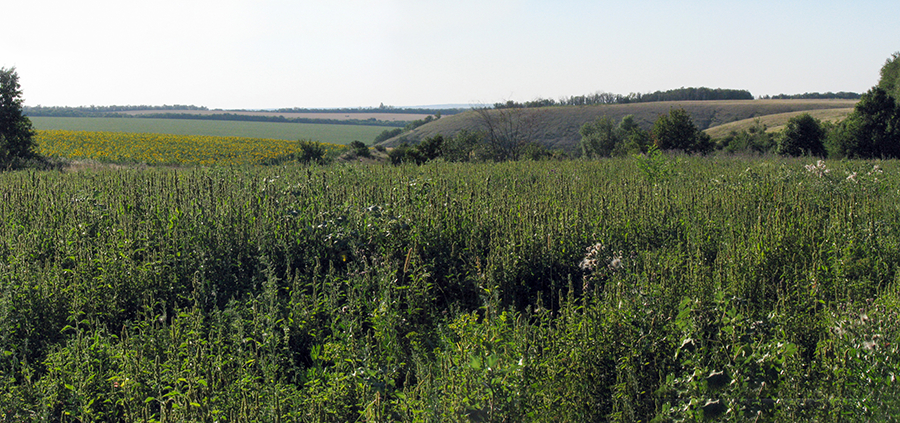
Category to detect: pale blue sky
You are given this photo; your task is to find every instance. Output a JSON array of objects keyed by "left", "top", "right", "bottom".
[{"left": 7, "top": 0, "right": 899, "bottom": 109}]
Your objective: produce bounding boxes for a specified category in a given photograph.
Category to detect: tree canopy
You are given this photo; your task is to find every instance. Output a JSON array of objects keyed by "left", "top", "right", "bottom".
[
  {"left": 776, "top": 113, "right": 826, "bottom": 157},
  {"left": 0, "top": 67, "right": 38, "bottom": 167},
  {"left": 878, "top": 52, "right": 900, "bottom": 101},
  {"left": 651, "top": 108, "right": 712, "bottom": 154}
]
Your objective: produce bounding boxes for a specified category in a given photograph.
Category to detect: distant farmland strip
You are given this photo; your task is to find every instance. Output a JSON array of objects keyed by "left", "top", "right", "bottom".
[{"left": 30, "top": 117, "right": 394, "bottom": 145}]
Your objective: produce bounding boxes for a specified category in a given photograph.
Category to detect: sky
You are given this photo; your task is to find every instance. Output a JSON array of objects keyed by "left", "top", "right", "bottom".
[{"left": 6, "top": 0, "right": 900, "bottom": 109}]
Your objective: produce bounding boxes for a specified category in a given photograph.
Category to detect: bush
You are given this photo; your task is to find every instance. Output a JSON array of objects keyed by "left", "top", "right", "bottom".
[
  {"left": 652, "top": 108, "right": 712, "bottom": 154},
  {"left": 721, "top": 119, "right": 776, "bottom": 154},
  {"left": 442, "top": 130, "right": 480, "bottom": 162},
  {"left": 349, "top": 140, "right": 371, "bottom": 158},
  {"left": 776, "top": 113, "right": 826, "bottom": 157}
]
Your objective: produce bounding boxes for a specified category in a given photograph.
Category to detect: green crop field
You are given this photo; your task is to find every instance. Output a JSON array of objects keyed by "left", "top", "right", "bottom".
[
  {"left": 1, "top": 157, "right": 897, "bottom": 421},
  {"left": 29, "top": 116, "right": 394, "bottom": 145}
]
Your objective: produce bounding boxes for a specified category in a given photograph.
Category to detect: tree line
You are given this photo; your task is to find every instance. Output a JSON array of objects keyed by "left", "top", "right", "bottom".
[
  {"left": 272, "top": 104, "right": 468, "bottom": 116},
  {"left": 114, "top": 112, "right": 407, "bottom": 127},
  {"left": 24, "top": 104, "right": 208, "bottom": 117},
  {"left": 762, "top": 92, "right": 861, "bottom": 100},
  {"left": 493, "top": 87, "right": 754, "bottom": 109}
]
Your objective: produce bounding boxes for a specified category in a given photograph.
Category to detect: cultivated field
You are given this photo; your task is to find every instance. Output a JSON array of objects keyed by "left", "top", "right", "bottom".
[
  {"left": 30, "top": 117, "right": 393, "bottom": 145},
  {"left": 1, "top": 158, "right": 897, "bottom": 421},
  {"left": 116, "top": 110, "right": 435, "bottom": 122},
  {"left": 34, "top": 130, "right": 346, "bottom": 166}
]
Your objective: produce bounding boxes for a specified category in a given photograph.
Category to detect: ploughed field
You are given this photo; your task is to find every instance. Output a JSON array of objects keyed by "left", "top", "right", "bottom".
[{"left": 0, "top": 158, "right": 897, "bottom": 421}]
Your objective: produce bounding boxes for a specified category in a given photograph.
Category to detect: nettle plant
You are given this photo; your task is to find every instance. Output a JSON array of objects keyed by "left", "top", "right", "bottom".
[{"left": 655, "top": 293, "right": 801, "bottom": 421}]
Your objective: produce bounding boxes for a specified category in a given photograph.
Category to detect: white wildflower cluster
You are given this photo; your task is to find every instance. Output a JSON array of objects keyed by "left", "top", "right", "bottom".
[
  {"left": 869, "top": 164, "right": 883, "bottom": 174},
  {"left": 580, "top": 242, "right": 624, "bottom": 291},
  {"left": 868, "top": 164, "right": 883, "bottom": 183},
  {"left": 845, "top": 164, "right": 884, "bottom": 184},
  {"left": 804, "top": 160, "right": 830, "bottom": 177}
]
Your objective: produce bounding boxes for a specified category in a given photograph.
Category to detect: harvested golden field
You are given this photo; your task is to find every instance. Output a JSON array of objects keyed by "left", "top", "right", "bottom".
[{"left": 704, "top": 107, "right": 855, "bottom": 138}]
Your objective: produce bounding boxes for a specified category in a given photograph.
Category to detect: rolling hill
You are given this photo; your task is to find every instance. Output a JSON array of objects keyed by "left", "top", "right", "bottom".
[{"left": 379, "top": 99, "right": 857, "bottom": 152}]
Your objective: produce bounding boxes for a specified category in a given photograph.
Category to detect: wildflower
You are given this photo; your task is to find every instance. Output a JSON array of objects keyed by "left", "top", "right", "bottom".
[
  {"left": 609, "top": 255, "right": 623, "bottom": 271},
  {"left": 863, "top": 340, "right": 878, "bottom": 351},
  {"left": 804, "top": 160, "right": 830, "bottom": 177},
  {"left": 867, "top": 164, "right": 883, "bottom": 175},
  {"left": 846, "top": 172, "right": 858, "bottom": 183}
]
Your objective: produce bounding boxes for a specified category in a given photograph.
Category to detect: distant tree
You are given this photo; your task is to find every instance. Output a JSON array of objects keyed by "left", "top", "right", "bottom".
[
  {"left": 442, "top": 130, "right": 480, "bottom": 162},
  {"left": 0, "top": 67, "right": 38, "bottom": 166},
  {"left": 297, "top": 140, "right": 328, "bottom": 164},
  {"left": 651, "top": 108, "right": 712, "bottom": 154},
  {"left": 618, "top": 115, "right": 651, "bottom": 154},
  {"left": 373, "top": 127, "right": 403, "bottom": 144},
  {"left": 416, "top": 134, "right": 444, "bottom": 161},
  {"left": 579, "top": 116, "right": 620, "bottom": 158},
  {"left": 580, "top": 114, "right": 653, "bottom": 158},
  {"left": 776, "top": 113, "right": 826, "bottom": 157},
  {"left": 348, "top": 140, "right": 371, "bottom": 158},
  {"left": 473, "top": 106, "right": 544, "bottom": 161},
  {"left": 721, "top": 119, "right": 775, "bottom": 154}
]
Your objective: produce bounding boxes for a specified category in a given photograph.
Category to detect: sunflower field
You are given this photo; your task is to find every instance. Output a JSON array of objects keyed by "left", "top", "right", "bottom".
[{"left": 35, "top": 130, "right": 347, "bottom": 166}]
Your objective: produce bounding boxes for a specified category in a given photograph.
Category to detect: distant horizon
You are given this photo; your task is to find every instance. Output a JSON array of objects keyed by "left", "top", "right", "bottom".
[{"left": 22, "top": 89, "right": 865, "bottom": 111}]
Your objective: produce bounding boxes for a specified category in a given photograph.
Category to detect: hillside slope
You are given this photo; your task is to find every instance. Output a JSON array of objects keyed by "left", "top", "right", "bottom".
[
  {"left": 703, "top": 107, "right": 854, "bottom": 138},
  {"left": 380, "top": 99, "right": 857, "bottom": 152}
]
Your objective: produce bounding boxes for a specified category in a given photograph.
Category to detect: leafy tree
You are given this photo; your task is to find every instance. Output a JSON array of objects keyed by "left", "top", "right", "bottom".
[
  {"left": 373, "top": 128, "right": 403, "bottom": 144},
  {"left": 442, "top": 130, "right": 480, "bottom": 162},
  {"left": 387, "top": 142, "right": 427, "bottom": 165},
  {"left": 651, "top": 108, "right": 712, "bottom": 154},
  {"left": 776, "top": 113, "right": 826, "bottom": 157},
  {"left": 580, "top": 115, "right": 651, "bottom": 158},
  {"left": 473, "top": 106, "right": 545, "bottom": 161},
  {"left": 0, "top": 67, "right": 37, "bottom": 166},
  {"left": 878, "top": 52, "right": 900, "bottom": 101},
  {"left": 721, "top": 119, "right": 775, "bottom": 154},
  {"left": 618, "top": 115, "right": 651, "bottom": 154},
  {"left": 416, "top": 134, "right": 444, "bottom": 161},
  {"left": 579, "top": 116, "right": 620, "bottom": 158},
  {"left": 828, "top": 87, "right": 900, "bottom": 158}
]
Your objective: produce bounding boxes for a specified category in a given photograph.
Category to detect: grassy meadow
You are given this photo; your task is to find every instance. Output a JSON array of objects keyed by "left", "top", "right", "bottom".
[
  {"left": 0, "top": 157, "right": 898, "bottom": 421},
  {"left": 30, "top": 117, "right": 393, "bottom": 145}
]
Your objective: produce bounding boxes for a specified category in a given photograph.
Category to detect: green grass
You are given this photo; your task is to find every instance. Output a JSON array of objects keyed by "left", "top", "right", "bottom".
[
  {"left": 0, "top": 157, "right": 897, "bottom": 421},
  {"left": 30, "top": 116, "right": 394, "bottom": 145}
]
